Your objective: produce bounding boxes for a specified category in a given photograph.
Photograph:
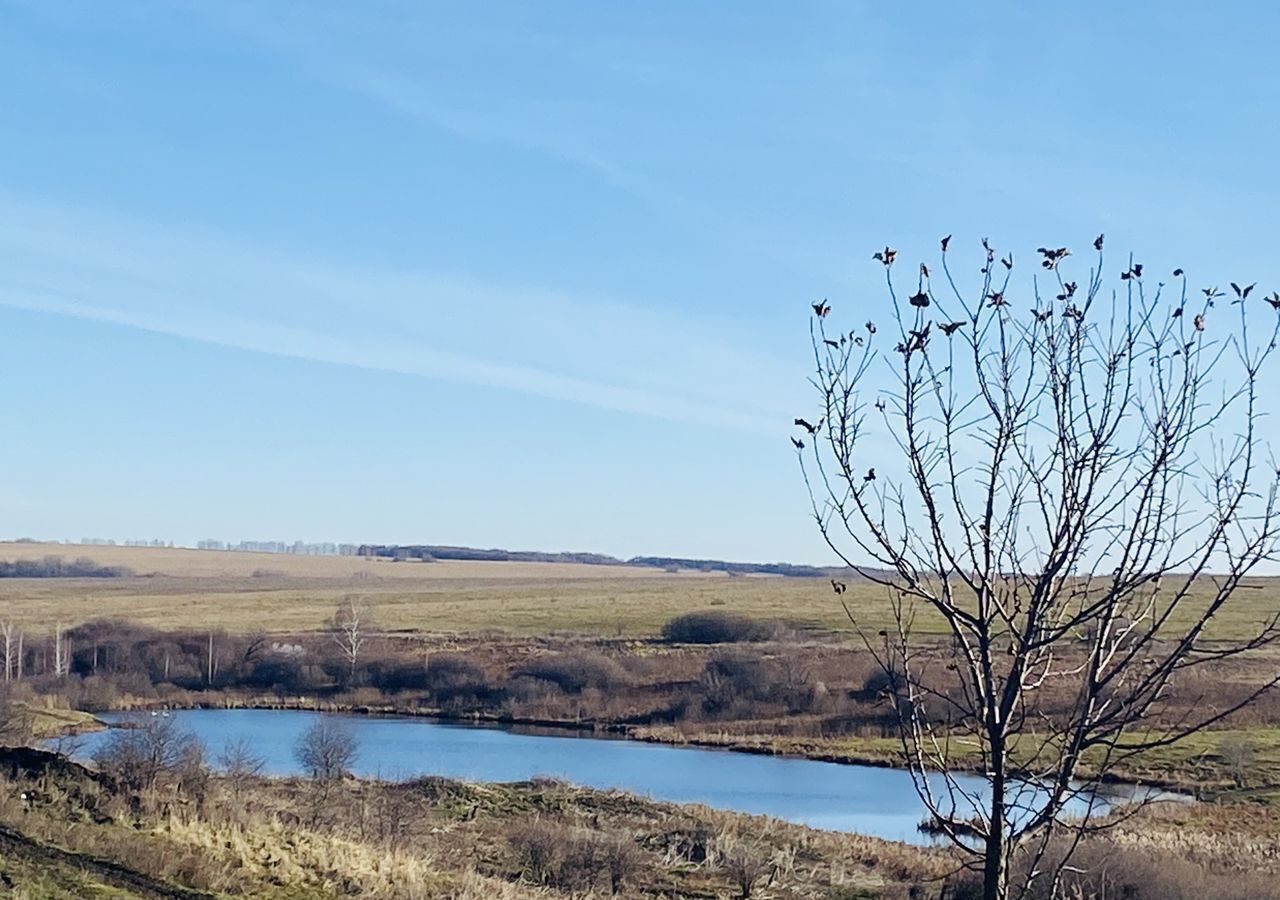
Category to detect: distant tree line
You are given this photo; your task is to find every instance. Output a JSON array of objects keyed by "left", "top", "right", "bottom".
[
  {"left": 627, "top": 556, "right": 836, "bottom": 577},
  {"left": 0, "top": 556, "right": 133, "bottom": 578},
  {"left": 356, "top": 544, "right": 620, "bottom": 565},
  {"left": 357, "top": 544, "right": 852, "bottom": 578}
]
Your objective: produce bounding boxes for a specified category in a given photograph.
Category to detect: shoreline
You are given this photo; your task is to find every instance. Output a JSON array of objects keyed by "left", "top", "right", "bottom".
[{"left": 87, "top": 694, "right": 1205, "bottom": 799}]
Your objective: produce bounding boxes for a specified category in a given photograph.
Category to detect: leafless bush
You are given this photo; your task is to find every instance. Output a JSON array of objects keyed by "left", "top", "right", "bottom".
[
  {"left": 174, "top": 736, "right": 209, "bottom": 804},
  {"left": 597, "top": 830, "right": 644, "bottom": 894},
  {"left": 92, "top": 716, "right": 204, "bottom": 792},
  {"left": 217, "top": 736, "right": 266, "bottom": 779},
  {"left": 507, "top": 818, "right": 643, "bottom": 894},
  {"left": 700, "top": 652, "right": 778, "bottom": 715},
  {"left": 662, "top": 611, "right": 779, "bottom": 644},
  {"left": 515, "top": 651, "right": 629, "bottom": 694},
  {"left": 216, "top": 736, "right": 265, "bottom": 800},
  {"left": 1217, "top": 734, "right": 1256, "bottom": 788},
  {"left": 370, "top": 784, "right": 415, "bottom": 850},
  {"left": 294, "top": 717, "right": 358, "bottom": 828},
  {"left": 294, "top": 717, "right": 358, "bottom": 781},
  {"left": 508, "top": 819, "right": 566, "bottom": 886},
  {"left": 716, "top": 834, "right": 770, "bottom": 898}
]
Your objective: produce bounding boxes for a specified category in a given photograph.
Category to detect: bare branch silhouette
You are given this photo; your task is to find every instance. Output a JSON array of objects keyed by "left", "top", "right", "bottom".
[{"left": 798, "top": 236, "right": 1280, "bottom": 900}]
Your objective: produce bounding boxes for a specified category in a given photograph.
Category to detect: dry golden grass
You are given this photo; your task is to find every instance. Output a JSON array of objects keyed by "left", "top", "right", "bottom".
[
  {"left": 2, "top": 542, "right": 1280, "bottom": 643},
  {"left": 0, "top": 542, "right": 858, "bottom": 637},
  {"left": 1109, "top": 800, "right": 1280, "bottom": 875},
  {"left": 0, "top": 571, "right": 852, "bottom": 637},
  {"left": 0, "top": 758, "right": 948, "bottom": 900},
  {"left": 19, "top": 704, "right": 101, "bottom": 738}
]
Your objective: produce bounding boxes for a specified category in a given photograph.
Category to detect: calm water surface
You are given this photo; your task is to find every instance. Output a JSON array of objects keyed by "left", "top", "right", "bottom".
[{"left": 83, "top": 709, "right": 1150, "bottom": 845}]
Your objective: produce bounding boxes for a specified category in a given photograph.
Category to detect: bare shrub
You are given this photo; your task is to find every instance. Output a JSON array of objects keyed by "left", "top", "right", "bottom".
[
  {"left": 370, "top": 784, "right": 415, "bottom": 850},
  {"left": 216, "top": 737, "right": 265, "bottom": 799},
  {"left": 173, "top": 736, "right": 209, "bottom": 804},
  {"left": 424, "top": 654, "right": 502, "bottom": 709},
  {"left": 507, "top": 818, "right": 642, "bottom": 894},
  {"left": 942, "top": 879, "right": 986, "bottom": 900},
  {"left": 597, "top": 831, "right": 644, "bottom": 894},
  {"left": 294, "top": 717, "right": 358, "bottom": 781},
  {"left": 509, "top": 818, "right": 567, "bottom": 887},
  {"left": 662, "top": 611, "right": 777, "bottom": 644},
  {"left": 294, "top": 717, "right": 359, "bottom": 828},
  {"left": 516, "top": 651, "right": 629, "bottom": 694},
  {"left": 700, "top": 652, "right": 778, "bottom": 715},
  {"left": 1217, "top": 734, "right": 1257, "bottom": 788},
  {"left": 716, "top": 834, "right": 770, "bottom": 898},
  {"left": 92, "top": 716, "right": 204, "bottom": 792}
]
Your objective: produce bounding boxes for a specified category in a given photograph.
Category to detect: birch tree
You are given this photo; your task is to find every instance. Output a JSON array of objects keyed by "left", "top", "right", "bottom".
[
  {"left": 331, "top": 596, "right": 374, "bottom": 681},
  {"left": 0, "top": 621, "right": 19, "bottom": 682}
]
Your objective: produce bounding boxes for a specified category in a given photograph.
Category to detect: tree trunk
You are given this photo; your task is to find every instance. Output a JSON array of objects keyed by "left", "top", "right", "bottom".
[{"left": 984, "top": 770, "right": 1008, "bottom": 900}]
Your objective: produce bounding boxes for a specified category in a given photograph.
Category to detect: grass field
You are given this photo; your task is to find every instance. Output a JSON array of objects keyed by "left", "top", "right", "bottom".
[
  {"left": 0, "top": 542, "right": 866, "bottom": 636},
  {"left": 4, "top": 543, "right": 1279, "bottom": 641},
  {"left": 0, "top": 542, "right": 682, "bottom": 581}
]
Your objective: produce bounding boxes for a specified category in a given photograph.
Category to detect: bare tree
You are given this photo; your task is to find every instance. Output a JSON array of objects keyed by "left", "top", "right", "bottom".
[
  {"left": 716, "top": 835, "right": 770, "bottom": 899},
  {"left": 51, "top": 622, "right": 69, "bottom": 678},
  {"left": 93, "top": 716, "right": 204, "bottom": 792},
  {"left": 798, "top": 236, "right": 1280, "bottom": 900},
  {"left": 295, "top": 717, "right": 359, "bottom": 826},
  {"left": 217, "top": 736, "right": 267, "bottom": 799},
  {"left": 331, "top": 596, "right": 373, "bottom": 681},
  {"left": 0, "top": 620, "right": 19, "bottom": 682},
  {"left": 1217, "top": 733, "right": 1256, "bottom": 789},
  {"left": 295, "top": 717, "right": 358, "bottom": 781},
  {"left": 371, "top": 783, "right": 417, "bottom": 851},
  {"left": 239, "top": 630, "right": 268, "bottom": 670}
]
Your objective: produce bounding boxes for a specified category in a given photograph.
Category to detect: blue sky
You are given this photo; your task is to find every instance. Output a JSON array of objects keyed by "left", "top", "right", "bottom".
[{"left": 0, "top": 2, "right": 1277, "bottom": 563}]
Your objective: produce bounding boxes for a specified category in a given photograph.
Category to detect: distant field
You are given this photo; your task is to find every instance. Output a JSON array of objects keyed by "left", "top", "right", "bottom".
[
  {"left": 1, "top": 542, "right": 1278, "bottom": 641},
  {"left": 0, "top": 542, "right": 677, "bottom": 581},
  {"left": 0, "top": 541, "right": 859, "bottom": 636}
]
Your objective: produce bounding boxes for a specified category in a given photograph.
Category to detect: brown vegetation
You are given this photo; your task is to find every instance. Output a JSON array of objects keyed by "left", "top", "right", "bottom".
[
  {"left": 7, "top": 611, "right": 1280, "bottom": 796},
  {"left": 2, "top": 549, "right": 1280, "bottom": 895},
  {"left": 2, "top": 744, "right": 1276, "bottom": 899},
  {"left": 0, "top": 744, "right": 955, "bottom": 898}
]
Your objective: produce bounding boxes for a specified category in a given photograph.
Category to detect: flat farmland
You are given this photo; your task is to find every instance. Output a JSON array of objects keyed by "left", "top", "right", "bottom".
[
  {"left": 0, "top": 542, "right": 866, "bottom": 636},
  {"left": 1, "top": 542, "right": 1278, "bottom": 640}
]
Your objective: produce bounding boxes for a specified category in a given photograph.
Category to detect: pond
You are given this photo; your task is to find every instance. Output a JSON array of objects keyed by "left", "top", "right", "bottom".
[{"left": 79, "top": 709, "right": 1172, "bottom": 845}]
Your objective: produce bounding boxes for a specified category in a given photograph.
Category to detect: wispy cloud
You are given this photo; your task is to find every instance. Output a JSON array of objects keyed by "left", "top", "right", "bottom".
[{"left": 0, "top": 198, "right": 797, "bottom": 432}]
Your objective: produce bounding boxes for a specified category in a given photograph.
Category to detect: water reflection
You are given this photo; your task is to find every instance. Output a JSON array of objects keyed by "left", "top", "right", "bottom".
[{"left": 79, "top": 709, "right": 1182, "bottom": 845}]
